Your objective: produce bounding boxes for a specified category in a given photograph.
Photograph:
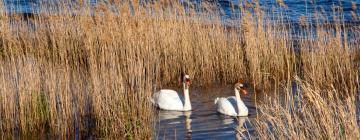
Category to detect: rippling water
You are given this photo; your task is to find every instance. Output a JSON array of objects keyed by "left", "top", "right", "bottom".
[
  {"left": 3, "top": 0, "right": 360, "bottom": 139},
  {"left": 3, "top": 0, "right": 360, "bottom": 23},
  {"left": 155, "top": 85, "right": 258, "bottom": 140},
  {"left": 219, "top": 0, "right": 360, "bottom": 22}
]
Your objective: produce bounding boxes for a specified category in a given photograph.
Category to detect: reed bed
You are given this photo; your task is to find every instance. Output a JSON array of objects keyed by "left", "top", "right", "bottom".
[
  {"left": 0, "top": 0, "right": 249, "bottom": 138},
  {"left": 253, "top": 78, "right": 360, "bottom": 139},
  {"left": 249, "top": 1, "right": 360, "bottom": 139},
  {"left": 0, "top": 0, "right": 359, "bottom": 139}
]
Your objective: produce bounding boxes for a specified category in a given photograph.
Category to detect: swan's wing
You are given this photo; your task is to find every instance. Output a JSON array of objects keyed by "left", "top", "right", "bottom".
[
  {"left": 227, "top": 96, "right": 237, "bottom": 107},
  {"left": 227, "top": 96, "right": 248, "bottom": 116},
  {"left": 215, "top": 97, "right": 237, "bottom": 116},
  {"left": 153, "top": 89, "right": 184, "bottom": 111}
]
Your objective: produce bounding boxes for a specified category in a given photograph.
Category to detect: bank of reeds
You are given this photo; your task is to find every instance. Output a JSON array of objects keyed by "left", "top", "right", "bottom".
[
  {"left": 0, "top": 0, "right": 359, "bottom": 139},
  {"left": 249, "top": 1, "right": 360, "bottom": 139},
  {"left": 253, "top": 76, "right": 360, "bottom": 139},
  {"left": 0, "top": 0, "right": 249, "bottom": 138}
]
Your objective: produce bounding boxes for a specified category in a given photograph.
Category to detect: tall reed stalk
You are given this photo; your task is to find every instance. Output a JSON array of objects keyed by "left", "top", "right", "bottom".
[{"left": 0, "top": 0, "right": 359, "bottom": 139}]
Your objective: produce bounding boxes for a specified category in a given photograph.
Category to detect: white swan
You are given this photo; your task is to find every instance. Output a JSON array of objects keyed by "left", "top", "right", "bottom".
[
  {"left": 152, "top": 75, "right": 192, "bottom": 111},
  {"left": 214, "top": 82, "right": 248, "bottom": 116}
]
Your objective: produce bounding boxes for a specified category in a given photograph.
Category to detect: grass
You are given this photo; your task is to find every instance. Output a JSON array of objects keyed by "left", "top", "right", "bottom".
[{"left": 0, "top": 0, "right": 359, "bottom": 139}]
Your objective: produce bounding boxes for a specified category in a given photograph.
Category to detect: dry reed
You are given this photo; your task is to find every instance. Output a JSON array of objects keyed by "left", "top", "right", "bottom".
[{"left": 0, "top": 0, "right": 359, "bottom": 139}]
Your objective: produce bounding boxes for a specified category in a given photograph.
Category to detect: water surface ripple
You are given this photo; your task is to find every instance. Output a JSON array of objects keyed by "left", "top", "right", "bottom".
[{"left": 155, "top": 85, "right": 257, "bottom": 140}]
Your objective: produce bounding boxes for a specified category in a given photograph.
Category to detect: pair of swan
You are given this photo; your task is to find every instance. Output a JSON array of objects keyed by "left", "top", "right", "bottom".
[{"left": 152, "top": 75, "right": 248, "bottom": 116}]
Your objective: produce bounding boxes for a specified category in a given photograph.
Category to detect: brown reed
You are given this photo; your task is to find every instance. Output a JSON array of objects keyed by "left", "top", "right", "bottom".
[{"left": 0, "top": 0, "right": 359, "bottom": 139}]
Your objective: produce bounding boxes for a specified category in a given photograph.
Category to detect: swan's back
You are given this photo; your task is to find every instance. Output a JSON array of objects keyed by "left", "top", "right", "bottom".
[
  {"left": 215, "top": 97, "right": 238, "bottom": 116},
  {"left": 228, "top": 96, "right": 248, "bottom": 116},
  {"left": 153, "top": 89, "right": 184, "bottom": 111},
  {"left": 215, "top": 96, "right": 248, "bottom": 116}
]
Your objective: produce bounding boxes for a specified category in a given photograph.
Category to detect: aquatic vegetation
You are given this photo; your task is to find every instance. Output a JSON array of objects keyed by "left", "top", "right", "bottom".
[
  {"left": 0, "top": 0, "right": 359, "bottom": 139},
  {"left": 253, "top": 77, "right": 360, "bottom": 139}
]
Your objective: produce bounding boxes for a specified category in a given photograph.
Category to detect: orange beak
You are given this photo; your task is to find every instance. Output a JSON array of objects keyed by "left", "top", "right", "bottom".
[
  {"left": 240, "top": 89, "right": 248, "bottom": 95},
  {"left": 185, "top": 79, "right": 190, "bottom": 86}
]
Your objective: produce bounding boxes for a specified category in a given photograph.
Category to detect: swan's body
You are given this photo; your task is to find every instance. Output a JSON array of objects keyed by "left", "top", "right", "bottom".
[
  {"left": 152, "top": 89, "right": 191, "bottom": 111},
  {"left": 215, "top": 96, "right": 248, "bottom": 116},
  {"left": 152, "top": 75, "right": 192, "bottom": 111},
  {"left": 215, "top": 83, "right": 248, "bottom": 116}
]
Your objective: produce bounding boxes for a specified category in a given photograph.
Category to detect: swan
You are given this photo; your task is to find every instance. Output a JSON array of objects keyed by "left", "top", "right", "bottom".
[
  {"left": 214, "top": 82, "right": 248, "bottom": 116},
  {"left": 151, "top": 75, "right": 192, "bottom": 111}
]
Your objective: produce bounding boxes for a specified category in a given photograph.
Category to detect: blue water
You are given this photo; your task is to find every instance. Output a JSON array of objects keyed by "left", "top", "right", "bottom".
[
  {"left": 3, "top": 0, "right": 97, "bottom": 13},
  {"left": 219, "top": 0, "right": 360, "bottom": 23},
  {"left": 2, "top": 0, "right": 360, "bottom": 139},
  {"left": 155, "top": 85, "right": 258, "bottom": 140},
  {"left": 4, "top": 0, "right": 360, "bottom": 23}
]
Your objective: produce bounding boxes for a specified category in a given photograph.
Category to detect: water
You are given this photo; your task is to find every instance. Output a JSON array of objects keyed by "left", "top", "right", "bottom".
[
  {"left": 2, "top": 0, "right": 360, "bottom": 139},
  {"left": 155, "top": 85, "right": 258, "bottom": 140},
  {"left": 219, "top": 0, "right": 360, "bottom": 23},
  {"left": 4, "top": 0, "right": 359, "bottom": 40},
  {"left": 4, "top": 0, "right": 360, "bottom": 22}
]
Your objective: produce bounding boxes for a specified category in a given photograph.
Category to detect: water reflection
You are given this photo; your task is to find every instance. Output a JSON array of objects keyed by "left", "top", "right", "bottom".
[
  {"left": 157, "top": 110, "right": 193, "bottom": 140},
  {"left": 235, "top": 117, "right": 250, "bottom": 140},
  {"left": 184, "top": 111, "right": 192, "bottom": 137},
  {"left": 159, "top": 111, "right": 193, "bottom": 136},
  {"left": 155, "top": 85, "right": 257, "bottom": 140}
]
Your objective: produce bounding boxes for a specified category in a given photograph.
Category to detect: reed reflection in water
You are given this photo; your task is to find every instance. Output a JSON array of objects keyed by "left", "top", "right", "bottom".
[{"left": 155, "top": 85, "right": 257, "bottom": 140}]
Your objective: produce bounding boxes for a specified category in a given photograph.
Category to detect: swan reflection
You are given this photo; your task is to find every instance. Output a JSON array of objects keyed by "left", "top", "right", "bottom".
[
  {"left": 158, "top": 110, "right": 192, "bottom": 139},
  {"left": 184, "top": 111, "right": 192, "bottom": 139},
  {"left": 235, "top": 117, "right": 250, "bottom": 140}
]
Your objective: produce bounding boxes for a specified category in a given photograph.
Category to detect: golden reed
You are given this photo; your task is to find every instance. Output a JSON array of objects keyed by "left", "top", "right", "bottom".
[{"left": 0, "top": 0, "right": 359, "bottom": 139}]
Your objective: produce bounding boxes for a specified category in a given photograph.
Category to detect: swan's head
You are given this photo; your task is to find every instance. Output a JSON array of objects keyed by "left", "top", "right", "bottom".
[
  {"left": 183, "top": 74, "right": 191, "bottom": 88},
  {"left": 235, "top": 82, "right": 247, "bottom": 95}
]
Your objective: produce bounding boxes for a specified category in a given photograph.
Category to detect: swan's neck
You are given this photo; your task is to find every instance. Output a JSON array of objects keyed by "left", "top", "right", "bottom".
[
  {"left": 183, "top": 84, "right": 192, "bottom": 111},
  {"left": 234, "top": 88, "right": 242, "bottom": 115}
]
